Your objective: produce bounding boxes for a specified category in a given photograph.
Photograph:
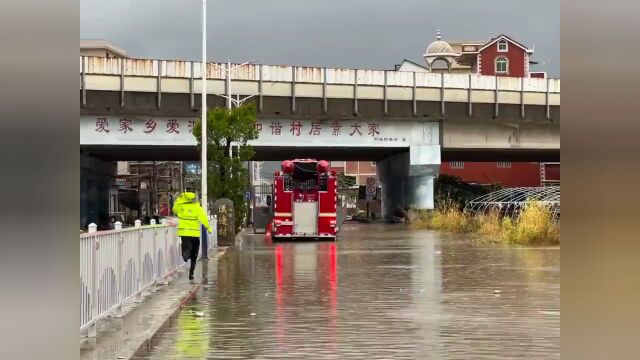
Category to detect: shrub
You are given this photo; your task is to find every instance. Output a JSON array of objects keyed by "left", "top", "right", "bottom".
[
  {"left": 501, "top": 201, "right": 560, "bottom": 245},
  {"left": 475, "top": 210, "right": 503, "bottom": 238}
]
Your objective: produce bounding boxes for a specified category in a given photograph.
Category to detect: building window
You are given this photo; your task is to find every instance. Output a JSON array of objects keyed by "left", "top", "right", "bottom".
[
  {"left": 450, "top": 161, "right": 464, "bottom": 169},
  {"left": 497, "top": 40, "right": 508, "bottom": 52},
  {"left": 495, "top": 57, "right": 508, "bottom": 73},
  {"left": 497, "top": 161, "right": 512, "bottom": 168}
]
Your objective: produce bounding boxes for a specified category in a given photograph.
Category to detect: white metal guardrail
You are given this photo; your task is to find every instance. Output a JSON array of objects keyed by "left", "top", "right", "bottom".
[
  {"left": 80, "top": 56, "right": 559, "bottom": 115},
  {"left": 80, "top": 216, "right": 217, "bottom": 337}
]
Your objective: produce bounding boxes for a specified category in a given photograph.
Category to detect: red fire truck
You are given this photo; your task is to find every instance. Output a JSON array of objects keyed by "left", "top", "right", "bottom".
[{"left": 265, "top": 159, "right": 338, "bottom": 241}]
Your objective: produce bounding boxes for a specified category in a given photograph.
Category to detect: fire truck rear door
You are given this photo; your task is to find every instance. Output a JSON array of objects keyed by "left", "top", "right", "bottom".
[{"left": 293, "top": 201, "right": 318, "bottom": 235}]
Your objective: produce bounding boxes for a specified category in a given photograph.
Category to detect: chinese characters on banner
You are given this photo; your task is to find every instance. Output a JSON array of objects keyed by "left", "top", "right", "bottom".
[
  {"left": 255, "top": 120, "right": 384, "bottom": 137},
  {"left": 95, "top": 118, "right": 110, "bottom": 133},
  {"left": 252, "top": 120, "right": 409, "bottom": 144},
  {"left": 309, "top": 122, "right": 322, "bottom": 136},
  {"left": 118, "top": 118, "right": 133, "bottom": 133},
  {"left": 270, "top": 121, "right": 282, "bottom": 135},
  {"left": 93, "top": 117, "right": 197, "bottom": 135},
  {"left": 166, "top": 119, "right": 180, "bottom": 134},
  {"left": 331, "top": 121, "right": 342, "bottom": 136},
  {"left": 290, "top": 121, "right": 302, "bottom": 136},
  {"left": 87, "top": 117, "right": 417, "bottom": 145},
  {"left": 144, "top": 119, "right": 157, "bottom": 134}
]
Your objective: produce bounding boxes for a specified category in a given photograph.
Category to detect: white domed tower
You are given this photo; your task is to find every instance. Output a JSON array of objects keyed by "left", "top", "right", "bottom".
[{"left": 423, "top": 30, "right": 458, "bottom": 72}]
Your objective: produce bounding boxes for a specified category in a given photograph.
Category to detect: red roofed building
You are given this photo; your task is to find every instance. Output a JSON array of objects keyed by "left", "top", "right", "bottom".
[
  {"left": 455, "top": 34, "right": 534, "bottom": 77},
  {"left": 396, "top": 30, "right": 546, "bottom": 79}
]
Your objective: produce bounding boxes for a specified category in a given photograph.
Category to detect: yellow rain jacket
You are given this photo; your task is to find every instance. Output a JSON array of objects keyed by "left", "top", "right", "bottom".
[{"left": 172, "top": 192, "right": 211, "bottom": 237}]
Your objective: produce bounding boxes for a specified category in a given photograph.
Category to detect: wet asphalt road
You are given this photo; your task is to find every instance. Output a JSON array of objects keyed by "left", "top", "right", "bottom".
[{"left": 137, "top": 223, "right": 560, "bottom": 359}]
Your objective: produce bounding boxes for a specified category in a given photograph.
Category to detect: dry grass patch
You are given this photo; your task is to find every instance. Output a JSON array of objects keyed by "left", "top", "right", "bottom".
[
  {"left": 409, "top": 200, "right": 559, "bottom": 246},
  {"left": 499, "top": 202, "right": 560, "bottom": 245}
]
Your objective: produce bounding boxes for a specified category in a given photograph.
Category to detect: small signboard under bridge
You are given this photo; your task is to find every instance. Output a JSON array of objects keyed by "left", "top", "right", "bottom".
[{"left": 366, "top": 177, "right": 376, "bottom": 201}]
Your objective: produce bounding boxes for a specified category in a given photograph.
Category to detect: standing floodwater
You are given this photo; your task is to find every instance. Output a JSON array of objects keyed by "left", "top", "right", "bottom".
[{"left": 139, "top": 223, "right": 559, "bottom": 359}]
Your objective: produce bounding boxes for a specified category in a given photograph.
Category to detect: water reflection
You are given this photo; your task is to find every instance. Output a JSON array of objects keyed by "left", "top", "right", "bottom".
[
  {"left": 143, "top": 224, "right": 559, "bottom": 359},
  {"left": 173, "top": 304, "right": 209, "bottom": 359}
]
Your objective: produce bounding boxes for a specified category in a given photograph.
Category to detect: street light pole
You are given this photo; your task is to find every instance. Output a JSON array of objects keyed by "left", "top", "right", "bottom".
[
  {"left": 226, "top": 60, "right": 232, "bottom": 110},
  {"left": 226, "top": 60, "right": 232, "bottom": 159},
  {"left": 201, "top": 0, "right": 208, "bottom": 214},
  {"left": 212, "top": 59, "right": 257, "bottom": 160}
]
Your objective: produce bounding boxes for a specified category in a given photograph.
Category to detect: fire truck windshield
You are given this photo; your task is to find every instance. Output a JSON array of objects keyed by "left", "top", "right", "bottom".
[
  {"left": 292, "top": 162, "right": 317, "bottom": 180},
  {"left": 289, "top": 162, "right": 318, "bottom": 190}
]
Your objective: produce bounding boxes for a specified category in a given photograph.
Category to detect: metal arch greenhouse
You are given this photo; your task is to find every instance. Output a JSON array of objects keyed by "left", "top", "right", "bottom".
[{"left": 463, "top": 186, "right": 560, "bottom": 220}]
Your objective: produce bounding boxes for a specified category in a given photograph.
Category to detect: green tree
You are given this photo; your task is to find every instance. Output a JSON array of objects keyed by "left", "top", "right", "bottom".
[
  {"left": 434, "top": 174, "right": 497, "bottom": 209},
  {"left": 336, "top": 172, "right": 358, "bottom": 208},
  {"left": 337, "top": 172, "right": 356, "bottom": 188},
  {"left": 192, "top": 103, "right": 259, "bottom": 232}
]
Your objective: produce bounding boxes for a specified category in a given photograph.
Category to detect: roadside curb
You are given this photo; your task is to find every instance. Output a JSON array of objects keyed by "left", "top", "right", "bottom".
[{"left": 130, "top": 247, "right": 228, "bottom": 359}]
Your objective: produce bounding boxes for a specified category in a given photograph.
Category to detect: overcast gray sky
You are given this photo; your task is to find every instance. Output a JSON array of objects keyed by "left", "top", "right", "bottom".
[{"left": 80, "top": 0, "right": 559, "bottom": 76}]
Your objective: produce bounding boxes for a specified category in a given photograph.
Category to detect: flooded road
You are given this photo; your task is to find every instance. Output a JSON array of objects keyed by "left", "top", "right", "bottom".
[{"left": 139, "top": 223, "right": 559, "bottom": 359}]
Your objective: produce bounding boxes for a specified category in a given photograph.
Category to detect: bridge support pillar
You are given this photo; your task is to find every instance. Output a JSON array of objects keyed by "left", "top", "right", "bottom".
[
  {"left": 406, "top": 174, "right": 436, "bottom": 209},
  {"left": 377, "top": 145, "right": 440, "bottom": 221},
  {"left": 80, "top": 152, "right": 117, "bottom": 230}
]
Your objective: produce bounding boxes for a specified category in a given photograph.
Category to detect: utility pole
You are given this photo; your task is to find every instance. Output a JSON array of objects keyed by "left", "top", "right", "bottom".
[
  {"left": 179, "top": 161, "right": 184, "bottom": 193},
  {"left": 201, "top": 0, "right": 208, "bottom": 215},
  {"left": 169, "top": 166, "right": 174, "bottom": 215},
  {"left": 151, "top": 161, "right": 156, "bottom": 216},
  {"left": 226, "top": 60, "right": 232, "bottom": 110},
  {"left": 227, "top": 61, "right": 233, "bottom": 160}
]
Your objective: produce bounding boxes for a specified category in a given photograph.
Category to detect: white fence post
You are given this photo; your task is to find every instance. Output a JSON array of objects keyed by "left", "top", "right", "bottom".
[
  {"left": 149, "top": 219, "right": 158, "bottom": 291},
  {"left": 114, "top": 222, "right": 124, "bottom": 318},
  {"left": 134, "top": 220, "right": 143, "bottom": 302},
  {"left": 160, "top": 219, "right": 170, "bottom": 285},
  {"left": 80, "top": 218, "right": 181, "bottom": 334},
  {"left": 87, "top": 223, "right": 98, "bottom": 337}
]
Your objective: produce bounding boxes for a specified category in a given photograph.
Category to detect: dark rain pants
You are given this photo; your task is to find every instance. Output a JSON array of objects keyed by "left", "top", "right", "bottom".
[{"left": 180, "top": 236, "right": 200, "bottom": 278}]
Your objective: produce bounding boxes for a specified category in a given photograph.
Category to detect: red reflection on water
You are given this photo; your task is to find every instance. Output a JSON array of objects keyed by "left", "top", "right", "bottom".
[
  {"left": 320, "top": 242, "right": 339, "bottom": 353},
  {"left": 329, "top": 243, "right": 337, "bottom": 291},
  {"left": 330, "top": 243, "right": 338, "bottom": 352},
  {"left": 274, "top": 245, "right": 287, "bottom": 351},
  {"left": 274, "top": 243, "right": 338, "bottom": 353},
  {"left": 275, "top": 245, "right": 283, "bottom": 287}
]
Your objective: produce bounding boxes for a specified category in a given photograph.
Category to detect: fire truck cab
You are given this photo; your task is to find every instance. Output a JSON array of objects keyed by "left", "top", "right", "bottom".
[{"left": 266, "top": 159, "right": 338, "bottom": 241}]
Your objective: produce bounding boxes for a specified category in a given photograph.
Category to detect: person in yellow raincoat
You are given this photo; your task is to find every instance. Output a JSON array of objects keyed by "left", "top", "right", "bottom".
[{"left": 172, "top": 191, "right": 212, "bottom": 280}]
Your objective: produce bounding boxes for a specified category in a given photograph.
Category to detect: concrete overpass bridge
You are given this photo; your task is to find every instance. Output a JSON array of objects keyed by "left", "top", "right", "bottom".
[{"left": 80, "top": 56, "right": 559, "bottom": 217}]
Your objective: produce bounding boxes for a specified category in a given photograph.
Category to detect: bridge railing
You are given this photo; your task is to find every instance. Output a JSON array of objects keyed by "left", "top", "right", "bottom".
[
  {"left": 80, "top": 216, "right": 217, "bottom": 337},
  {"left": 80, "top": 56, "right": 560, "bottom": 94}
]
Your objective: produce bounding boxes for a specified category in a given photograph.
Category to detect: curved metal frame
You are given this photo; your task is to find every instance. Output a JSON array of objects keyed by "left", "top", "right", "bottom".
[{"left": 464, "top": 186, "right": 560, "bottom": 219}]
